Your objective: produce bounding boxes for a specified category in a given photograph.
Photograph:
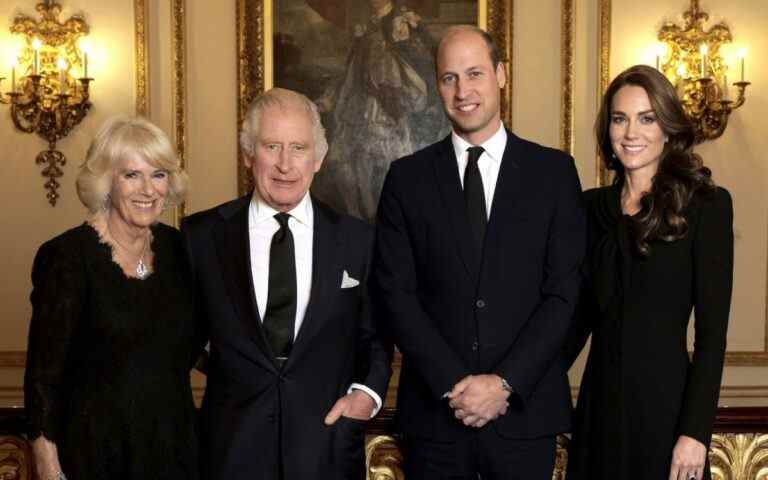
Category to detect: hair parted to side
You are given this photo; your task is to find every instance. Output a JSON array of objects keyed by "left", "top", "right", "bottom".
[
  {"left": 76, "top": 116, "right": 189, "bottom": 214},
  {"left": 436, "top": 25, "right": 502, "bottom": 68},
  {"left": 595, "top": 64, "right": 716, "bottom": 256},
  {"left": 239, "top": 88, "right": 329, "bottom": 162}
]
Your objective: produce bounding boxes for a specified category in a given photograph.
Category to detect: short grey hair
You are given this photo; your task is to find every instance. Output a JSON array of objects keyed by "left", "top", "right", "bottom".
[
  {"left": 239, "top": 88, "right": 329, "bottom": 162},
  {"left": 76, "top": 116, "right": 189, "bottom": 214}
]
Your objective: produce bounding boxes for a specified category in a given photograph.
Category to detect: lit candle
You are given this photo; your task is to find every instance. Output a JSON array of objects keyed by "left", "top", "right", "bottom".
[
  {"left": 699, "top": 44, "right": 708, "bottom": 78},
  {"left": 722, "top": 74, "right": 728, "bottom": 100},
  {"left": 10, "top": 58, "right": 16, "bottom": 92},
  {"left": 655, "top": 43, "right": 666, "bottom": 71},
  {"left": 79, "top": 39, "right": 90, "bottom": 78},
  {"left": 57, "top": 57, "right": 67, "bottom": 95},
  {"left": 737, "top": 48, "right": 747, "bottom": 82},
  {"left": 32, "top": 38, "right": 42, "bottom": 75}
]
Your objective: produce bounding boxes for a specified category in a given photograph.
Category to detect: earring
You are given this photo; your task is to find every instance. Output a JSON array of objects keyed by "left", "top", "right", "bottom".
[{"left": 664, "top": 135, "right": 669, "bottom": 143}]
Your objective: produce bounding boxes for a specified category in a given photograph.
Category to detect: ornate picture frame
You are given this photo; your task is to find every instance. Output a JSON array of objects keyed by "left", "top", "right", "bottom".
[{"left": 236, "top": 0, "right": 513, "bottom": 222}]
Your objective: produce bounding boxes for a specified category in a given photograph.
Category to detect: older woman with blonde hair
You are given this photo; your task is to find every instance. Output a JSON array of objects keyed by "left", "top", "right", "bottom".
[{"left": 25, "top": 116, "right": 199, "bottom": 480}]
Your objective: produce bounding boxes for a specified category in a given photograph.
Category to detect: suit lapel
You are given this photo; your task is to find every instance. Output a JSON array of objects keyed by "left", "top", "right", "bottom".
[
  {"left": 213, "top": 196, "right": 276, "bottom": 369},
  {"left": 286, "top": 199, "right": 344, "bottom": 368},
  {"left": 433, "top": 136, "right": 482, "bottom": 280},
  {"left": 485, "top": 131, "right": 525, "bottom": 246}
]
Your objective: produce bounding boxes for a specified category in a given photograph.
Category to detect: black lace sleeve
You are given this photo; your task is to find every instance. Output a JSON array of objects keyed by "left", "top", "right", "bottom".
[{"left": 24, "top": 237, "right": 85, "bottom": 442}]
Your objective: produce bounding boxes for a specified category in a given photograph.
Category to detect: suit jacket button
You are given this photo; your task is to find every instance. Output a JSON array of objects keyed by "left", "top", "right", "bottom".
[
  {"left": 476, "top": 299, "right": 486, "bottom": 309},
  {"left": 472, "top": 342, "right": 479, "bottom": 351}
]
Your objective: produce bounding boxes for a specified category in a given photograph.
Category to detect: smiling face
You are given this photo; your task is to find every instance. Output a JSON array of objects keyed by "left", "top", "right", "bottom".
[
  {"left": 246, "top": 104, "right": 322, "bottom": 212},
  {"left": 436, "top": 29, "right": 506, "bottom": 145},
  {"left": 109, "top": 153, "right": 169, "bottom": 232},
  {"left": 609, "top": 85, "right": 667, "bottom": 176}
]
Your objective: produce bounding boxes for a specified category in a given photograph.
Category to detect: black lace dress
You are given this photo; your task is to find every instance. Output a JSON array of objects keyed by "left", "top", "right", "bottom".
[{"left": 24, "top": 223, "right": 199, "bottom": 480}]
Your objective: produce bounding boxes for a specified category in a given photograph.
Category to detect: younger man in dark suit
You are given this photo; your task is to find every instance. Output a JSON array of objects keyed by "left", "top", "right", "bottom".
[
  {"left": 371, "top": 26, "right": 586, "bottom": 479},
  {"left": 182, "top": 88, "right": 391, "bottom": 480}
]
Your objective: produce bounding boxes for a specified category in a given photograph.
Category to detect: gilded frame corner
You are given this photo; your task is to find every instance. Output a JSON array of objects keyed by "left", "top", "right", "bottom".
[{"left": 236, "top": 0, "right": 514, "bottom": 196}]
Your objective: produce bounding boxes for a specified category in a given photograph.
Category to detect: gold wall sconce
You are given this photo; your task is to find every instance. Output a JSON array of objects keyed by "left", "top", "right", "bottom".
[
  {"left": 653, "top": 0, "right": 750, "bottom": 144},
  {"left": 0, "top": 0, "right": 94, "bottom": 206}
]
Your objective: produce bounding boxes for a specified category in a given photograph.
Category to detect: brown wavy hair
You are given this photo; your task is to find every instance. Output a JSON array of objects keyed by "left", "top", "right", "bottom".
[{"left": 595, "top": 65, "right": 716, "bottom": 256}]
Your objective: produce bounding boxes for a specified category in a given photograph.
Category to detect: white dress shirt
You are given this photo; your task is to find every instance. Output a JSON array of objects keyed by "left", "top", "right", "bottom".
[
  {"left": 248, "top": 192, "right": 382, "bottom": 416},
  {"left": 452, "top": 122, "right": 508, "bottom": 218}
]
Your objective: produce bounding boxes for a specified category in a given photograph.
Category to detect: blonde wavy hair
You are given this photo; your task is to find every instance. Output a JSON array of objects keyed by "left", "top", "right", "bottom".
[{"left": 76, "top": 116, "right": 189, "bottom": 214}]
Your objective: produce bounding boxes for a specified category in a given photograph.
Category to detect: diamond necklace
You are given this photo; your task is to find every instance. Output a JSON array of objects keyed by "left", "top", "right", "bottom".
[{"left": 107, "top": 221, "right": 151, "bottom": 279}]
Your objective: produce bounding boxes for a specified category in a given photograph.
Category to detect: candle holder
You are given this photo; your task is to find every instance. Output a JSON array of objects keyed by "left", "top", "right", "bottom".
[
  {"left": 1, "top": 0, "right": 93, "bottom": 206},
  {"left": 657, "top": 0, "right": 750, "bottom": 144}
]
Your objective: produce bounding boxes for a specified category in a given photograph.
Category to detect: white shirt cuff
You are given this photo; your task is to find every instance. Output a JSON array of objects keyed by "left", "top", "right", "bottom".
[{"left": 348, "top": 383, "right": 383, "bottom": 418}]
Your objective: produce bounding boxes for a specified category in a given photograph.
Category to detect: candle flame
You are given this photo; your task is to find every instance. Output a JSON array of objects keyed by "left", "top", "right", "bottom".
[
  {"left": 699, "top": 44, "right": 708, "bottom": 55},
  {"left": 737, "top": 47, "right": 747, "bottom": 59},
  {"left": 57, "top": 57, "right": 68, "bottom": 71},
  {"left": 676, "top": 64, "right": 687, "bottom": 77},
  {"left": 32, "top": 38, "right": 42, "bottom": 51},
  {"left": 78, "top": 38, "right": 91, "bottom": 54}
]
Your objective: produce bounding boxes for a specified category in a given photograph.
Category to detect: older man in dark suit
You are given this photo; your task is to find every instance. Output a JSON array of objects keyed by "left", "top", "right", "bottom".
[
  {"left": 371, "top": 26, "right": 586, "bottom": 479},
  {"left": 182, "top": 88, "right": 391, "bottom": 480}
]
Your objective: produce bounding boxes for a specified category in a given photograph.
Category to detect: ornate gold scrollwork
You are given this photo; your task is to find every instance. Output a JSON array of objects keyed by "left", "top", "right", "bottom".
[
  {"left": 0, "top": 436, "right": 32, "bottom": 480},
  {"left": 2, "top": 0, "right": 93, "bottom": 206},
  {"left": 366, "top": 435, "right": 404, "bottom": 480},
  {"left": 657, "top": 0, "right": 749, "bottom": 144},
  {"left": 710, "top": 433, "right": 768, "bottom": 480}
]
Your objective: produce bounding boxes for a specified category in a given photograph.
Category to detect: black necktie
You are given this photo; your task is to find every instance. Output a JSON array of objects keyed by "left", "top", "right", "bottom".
[
  {"left": 464, "top": 146, "right": 487, "bottom": 251},
  {"left": 263, "top": 212, "right": 296, "bottom": 361}
]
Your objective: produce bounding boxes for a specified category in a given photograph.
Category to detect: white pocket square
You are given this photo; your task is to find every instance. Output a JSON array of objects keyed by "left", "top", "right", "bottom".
[{"left": 341, "top": 270, "right": 360, "bottom": 289}]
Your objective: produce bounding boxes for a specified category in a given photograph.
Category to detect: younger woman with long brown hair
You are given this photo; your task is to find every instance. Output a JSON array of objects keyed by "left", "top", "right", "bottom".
[{"left": 565, "top": 65, "right": 733, "bottom": 480}]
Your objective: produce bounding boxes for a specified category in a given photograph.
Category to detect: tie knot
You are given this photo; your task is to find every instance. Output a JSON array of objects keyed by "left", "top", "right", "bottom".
[
  {"left": 467, "top": 146, "right": 485, "bottom": 164},
  {"left": 274, "top": 212, "right": 291, "bottom": 229}
]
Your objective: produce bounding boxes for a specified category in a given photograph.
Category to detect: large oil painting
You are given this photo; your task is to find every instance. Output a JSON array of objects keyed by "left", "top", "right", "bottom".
[{"left": 238, "top": 0, "right": 513, "bottom": 222}]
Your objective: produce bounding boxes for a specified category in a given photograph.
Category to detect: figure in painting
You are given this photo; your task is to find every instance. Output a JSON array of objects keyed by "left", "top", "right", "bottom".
[{"left": 309, "top": 0, "right": 451, "bottom": 220}]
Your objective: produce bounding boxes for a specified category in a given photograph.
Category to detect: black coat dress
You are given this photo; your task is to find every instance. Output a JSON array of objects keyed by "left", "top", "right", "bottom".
[
  {"left": 24, "top": 223, "right": 199, "bottom": 480},
  {"left": 565, "top": 185, "right": 733, "bottom": 480}
]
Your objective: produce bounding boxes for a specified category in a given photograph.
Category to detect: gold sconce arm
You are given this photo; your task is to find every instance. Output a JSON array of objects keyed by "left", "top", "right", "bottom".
[{"left": 656, "top": 0, "right": 752, "bottom": 144}]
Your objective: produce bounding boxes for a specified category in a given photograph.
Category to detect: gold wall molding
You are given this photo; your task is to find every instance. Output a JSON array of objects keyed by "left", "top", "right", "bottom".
[
  {"left": 560, "top": 0, "right": 574, "bottom": 155},
  {"left": 134, "top": 0, "right": 149, "bottom": 116},
  {"left": 0, "top": 353, "right": 25, "bottom": 368},
  {"left": 597, "top": 0, "right": 611, "bottom": 186},
  {"left": 172, "top": 0, "right": 187, "bottom": 223}
]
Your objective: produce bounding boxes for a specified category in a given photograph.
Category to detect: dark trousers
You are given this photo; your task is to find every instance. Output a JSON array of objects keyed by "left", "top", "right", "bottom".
[{"left": 403, "top": 429, "right": 556, "bottom": 480}]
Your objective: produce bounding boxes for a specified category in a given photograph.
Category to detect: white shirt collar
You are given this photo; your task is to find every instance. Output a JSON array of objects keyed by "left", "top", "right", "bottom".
[
  {"left": 451, "top": 122, "right": 507, "bottom": 164},
  {"left": 249, "top": 191, "right": 314, "bottom": 229}
]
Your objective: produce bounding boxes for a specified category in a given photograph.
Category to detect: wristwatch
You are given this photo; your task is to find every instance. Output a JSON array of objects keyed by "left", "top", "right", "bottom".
[{"left": 499, "top": 377, "right": 514, "bottom": 393}]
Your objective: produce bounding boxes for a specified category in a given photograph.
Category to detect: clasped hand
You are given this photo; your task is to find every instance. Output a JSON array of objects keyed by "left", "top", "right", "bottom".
[{"left": 447, "top": 374, "right": 510, "bottom": 428}]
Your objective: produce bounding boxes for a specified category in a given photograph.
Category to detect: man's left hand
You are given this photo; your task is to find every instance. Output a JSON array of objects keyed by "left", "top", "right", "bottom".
[
  {"left": 447, "top": 374, "right": 510, "bottom": 428},
  {"left": 324, "top": 389, "right": 375, "bottom": 425}
]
